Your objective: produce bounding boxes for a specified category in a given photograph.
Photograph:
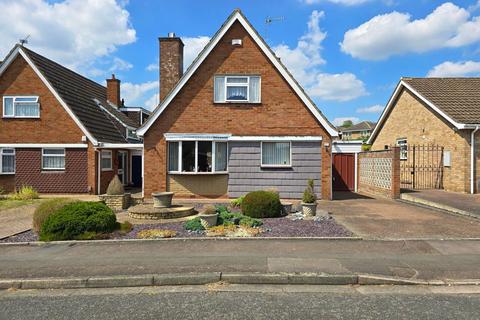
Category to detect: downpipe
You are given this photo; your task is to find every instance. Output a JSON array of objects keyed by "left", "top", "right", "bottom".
[{"left": 471, "top": 126, "right": 480, "bottom": 194}]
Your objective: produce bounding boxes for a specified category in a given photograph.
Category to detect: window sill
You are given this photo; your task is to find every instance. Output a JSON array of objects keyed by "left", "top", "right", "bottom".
[
  {"left": 0, "top": 172, "right": 15, "bottom": 175},
  {"left": 168, "top": 172, "right": 228, "bottom": 175},
  {"left": 101, "top": 168, "right": 113, "bottom": 172},
  {"left": 41, "top": 170, "right": 65, "bottom": 173},
  {"left": 261, "top": 165, "right": 292, "bottom": 169},
  {"left": 3, "top": 116, "right": 40, "bottom": 119},
  {"left": 213, "top": 102, "right": 261, "bottom": 105}
]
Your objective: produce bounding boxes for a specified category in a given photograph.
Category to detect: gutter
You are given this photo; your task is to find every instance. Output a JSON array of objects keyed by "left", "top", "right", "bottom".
[{"left": 471, "top": 126, "right": 480, "bottom": 194}]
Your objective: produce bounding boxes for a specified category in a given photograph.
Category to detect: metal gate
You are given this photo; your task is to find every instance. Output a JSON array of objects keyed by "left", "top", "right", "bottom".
[{"left": 399, "top": 145, "right": 444, "bottom": 190}]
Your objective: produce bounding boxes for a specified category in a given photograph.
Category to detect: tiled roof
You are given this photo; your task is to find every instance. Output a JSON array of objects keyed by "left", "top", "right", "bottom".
[
  {"left": 338, "top": 121, "right": 376, "bottom": 132},
  {"left": 21, "top": 46, "right": 138, "bottom": 143},
  {"left": 402, "top": 77, "right": 480, "bottom": 125}
]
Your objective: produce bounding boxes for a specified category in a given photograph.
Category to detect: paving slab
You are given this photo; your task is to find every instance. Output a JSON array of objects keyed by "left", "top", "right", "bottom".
[{"left": 0, "top": 204, "right": 37, "bottom": 239}]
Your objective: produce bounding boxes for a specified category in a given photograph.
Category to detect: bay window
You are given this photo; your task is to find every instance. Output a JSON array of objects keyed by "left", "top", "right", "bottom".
[
  {"left": 214, "top": 75, "right": 261, "bottom": 103},
  {"left": 3, "top": 96, "right": 40, "bottom": 118},
  {"left": 42, "top": 149, "right": 65, "bottom": 170},
  {"left": 0, "top": 148, "right": 15, "bottom": 174},
  {"left": 261, "top": 142, "right": 291, "bottom": 167},
  {"left": 168, "top": 141, "right": 228, "bottom": 173}
]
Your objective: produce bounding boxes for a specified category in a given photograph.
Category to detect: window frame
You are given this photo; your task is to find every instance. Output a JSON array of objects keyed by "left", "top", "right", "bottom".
[
  {"left": 260, "top": 141, "right": 292, "bottom": 168},
  {"left": 126, "top": 128, "right": 139, "bottom": 140},
  {"left": 225, "top": 76, "right": 249, "bottom": 102},
  {"left": 167, "top": 141, "right": 228, "bottom": 174},
  {"left": 3, "top": 96, "right": 40, "bottom": 118},
  {"left": 101, "top": 150, "right": 113, "bottom": 171},
  {"left": 0, "top": 148, "right": 15, "bottom": 174},
  {"left": 396, "top": 138, "right": 408, "bottom": 161},
  {"left": 42, "top": 148, "right": 65, "bottom": 171},
  {"left": 214, "top": 75, "right": 261, "bottom": 104}
]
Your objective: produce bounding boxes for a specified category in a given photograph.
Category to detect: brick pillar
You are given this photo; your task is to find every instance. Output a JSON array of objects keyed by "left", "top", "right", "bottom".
[
  {"left": 391, "top": 147, "right": 400, "bottom": 199},
  {"left": 159, "top": 34, "right": 184, "bottom": 102},
  {"left": 106, "top": 74, "right": 121, "bottom": 106}
]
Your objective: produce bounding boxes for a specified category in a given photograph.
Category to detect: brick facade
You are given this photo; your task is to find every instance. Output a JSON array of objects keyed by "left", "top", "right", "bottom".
[
  {"left": 144, "top": 21, "right": 333, "bottom": 199},
  {"left": 106, "top": 75, "right": 121, "bottom": 106},
  {"left": 159, "top": 37, "right": 184, "bottom": 102},
  {"left": 371, "top": 89, "right": 472, "bottom": 193}
]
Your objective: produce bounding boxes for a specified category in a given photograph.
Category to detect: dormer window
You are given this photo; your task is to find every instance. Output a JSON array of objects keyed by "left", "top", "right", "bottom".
[
  {"left": 127, "top": 128, "right": 139, "bottom": 140},
  {"left": 214, "top": 75, "right": 261, "bottom": 103},
  {"left": 3, "top": 96, "right": 40, "bottom": 118}
]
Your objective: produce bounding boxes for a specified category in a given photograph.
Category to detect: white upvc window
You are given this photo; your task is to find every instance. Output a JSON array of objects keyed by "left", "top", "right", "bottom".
[
  {"left": 0, "top": 148, "right": 15, "bottom": 174},
  {"left": 101, "top": 150, "right": 113, "bottom": 171},
  {"left": 396, "top": 138, "right": 408, "bottom": 160},
  {"left": 168, "top": 141, "right": 228, "bottom": 174},
  {"left": 126, "top": 128, "right": 138, "bottom": 140},
  {"left": 261, "top": 142, "right": 291, "bottom": 168},
  {"left": 42, "top": 148, "right": 65, "bottom": 170},
  {"left": 3, "top": 96, "right": 40, "bottom": 118},
  {"left": 214, "top": 75, "right": 261, "bottom": 103}
]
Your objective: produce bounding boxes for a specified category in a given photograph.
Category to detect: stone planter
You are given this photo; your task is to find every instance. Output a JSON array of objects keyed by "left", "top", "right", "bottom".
[
  {"left": 301, "top": 202, "right": 317, "bottom": 216},
  {"left": 152, "top": 192, "right": 174, "bottom": 208},
  {"left": 281, "top": 202, "right": 293, "bottom": 216},
  {"left": 100, "top": 193, "right": 131, "bottom": 210},
  {"left": 198, "top": 213, "right": 219, "bottom": 227}
]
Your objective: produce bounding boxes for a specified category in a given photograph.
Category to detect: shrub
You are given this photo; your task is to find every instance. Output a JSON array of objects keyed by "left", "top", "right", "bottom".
[
  {"left": 230, "top": 195, "right": 245, "bottom": 208},
  {"left": 10, "top": 186, "right": 39, "bottom": 200},
  {"left": 302, "top": 179, "right": 317, "bottom": 204},
  {"left": 119, "top": 221, "right": 133, "bottom": 234},
  {"left": 217, "top": 210, "right": 262, "bottom": 227},
  {"left": 362, "top": 144, "right": 372, "bottom": 151},
  {"left": 106, "top": 175, "right": 124, "bottom": 195},
  {"left": 32, "top": 198, "right": 78, "bottom": 233},
  {"left": 137, "top": 229, "right": 176, "bottom": 239},
  {"left": 241, "top": 190, "right": 282, "bottom": 218},
  {"left": 184, "top": 217, "right": 205, "bottom": 231},
  {"left": 39, "top": 201, "right": 117, "bottom": 241},
  {"left": 201, "top": 205, "right": 217, "bottom": 215}
]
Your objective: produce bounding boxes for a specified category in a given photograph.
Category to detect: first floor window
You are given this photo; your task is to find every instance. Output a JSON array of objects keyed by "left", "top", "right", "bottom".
[
  {"left": 101, "top": 150, "right": 112, "bottom": 171},
  {"left": 396, "top": 138, "right": 408, "bottom": 160},
  {"left": 3, "top": 96, "right": 40, "bottom": 118},
  {"left": 42, "top": 149, "right": 65, "bottom": 170},
  {"left": 261, "top": 142, "right": 291, "bottom": 167},
  {"left": 168, "top": 141, "right": 228, "bottom": 173},
  {"left": 0, "top": 148, "right": 15, "bottom": 174},
  {"left": 214, "top": 75, "right": 261, "bottom": 103}
]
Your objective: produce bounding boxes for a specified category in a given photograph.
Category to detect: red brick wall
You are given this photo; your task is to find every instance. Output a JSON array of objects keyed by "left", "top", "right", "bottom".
[
  {"left": 159, "top": 37, "right": 184, "bottom": 102},
  {"left": 14, "top": 148, "right": 88, "bottom": 193},
  {"left": 99, "top": 149, "right": 130, "bottom": 194},
  {"left": 0, "top": 175, "right": 15, "bottom": 193},
  {"left": 144, "top": 21, "right": 333, "bottom": 199},
  {"left": 0, "top": 55, "right": 85, "bottom": 143}
]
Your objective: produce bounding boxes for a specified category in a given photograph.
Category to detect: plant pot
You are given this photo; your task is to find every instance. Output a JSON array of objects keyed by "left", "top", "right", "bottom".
[
  {"left": 151, "top": 192, "right": 174, "bottom": 208},
  {"left": 301, "top": 202, "right": 317, "bottom": 216},
  {"left": 198, "top": 213, "right": 219, "bottom": 227},
  {"left": 281, "top": 202, "right": 293, "bottom": 216}
]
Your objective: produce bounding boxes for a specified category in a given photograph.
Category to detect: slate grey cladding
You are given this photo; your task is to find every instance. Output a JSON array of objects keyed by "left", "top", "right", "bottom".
[{"left": 227, "top": 141, "right": 322, "bottom": 199}]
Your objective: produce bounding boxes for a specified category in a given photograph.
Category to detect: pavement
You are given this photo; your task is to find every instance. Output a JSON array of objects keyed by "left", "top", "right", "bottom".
[
  {"left": 0, "top": 204, "right": 37, "bottom": 239},
  {"left": 1, "top": 239, "right": 480, "bottom": 289},
  {"left": 1, "top": 285, "right": 480, "bottom": 320},
  {"left": 322, "top": 192, "right": 480, "bottom": 239},
  {"left": 401, "top": 189, "right": 480, "bottom": 219}
]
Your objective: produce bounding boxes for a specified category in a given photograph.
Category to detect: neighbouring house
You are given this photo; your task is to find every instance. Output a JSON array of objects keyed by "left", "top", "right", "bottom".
[
  {"left": 337, "top": 121, "right": 375, "bottom": 141},
  {"left": 368, "top": 77, "right": 480, "bottom": 194},
  {"left": 0, "top": 45, "right": 144, "bottom": 194},
  {"left": 136, "top": 9, "right": 338, "bottom": 200}
]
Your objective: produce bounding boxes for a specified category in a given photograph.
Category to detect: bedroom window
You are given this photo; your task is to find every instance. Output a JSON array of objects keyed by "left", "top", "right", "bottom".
[
  {"left": 101, "top": 150, "right": 113, "bottom": 171},
  {"left": 0, "top": 148, "right": 15, "bottom": 174},
  {"left": 3, "top": 96, "right": 40, "bottom": 118},
  {"left": 42, "top": 149, "right": 65, "bottom": 170},
  {"left": 168, "top": 141, "right": 228, "bottom": 173},
  {"left": 214, "top": 75, "right": 261, "bottom": 103},
  {"left": 261, "top": 142, "right": 291, "bottom": 167}
]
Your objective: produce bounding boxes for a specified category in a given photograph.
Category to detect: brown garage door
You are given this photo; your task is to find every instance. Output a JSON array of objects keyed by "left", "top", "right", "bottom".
[{"left": 333, "top": 153, "right": 355, "bottom": 191}]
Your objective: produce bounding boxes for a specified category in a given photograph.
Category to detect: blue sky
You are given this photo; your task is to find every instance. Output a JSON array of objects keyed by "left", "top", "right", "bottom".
[{"left": 1, "top": 0, "right": 480, "bottom": 126}]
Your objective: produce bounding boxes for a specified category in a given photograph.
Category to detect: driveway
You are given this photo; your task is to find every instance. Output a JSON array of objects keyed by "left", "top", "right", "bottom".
[
  {"left": 322, "top": 192, "right": 480, "bottom": 239},
  {"left": 0, "top": 204, "right": 37, "bottom": 239}
]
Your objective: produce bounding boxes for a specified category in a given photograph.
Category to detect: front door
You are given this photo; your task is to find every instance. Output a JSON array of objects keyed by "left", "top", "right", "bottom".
[
  {"left": 333, "top": 153, "right": 355, "bottom": 191},
  {"left": 117, "top": 151, "right": 128, "bottom": 185}
]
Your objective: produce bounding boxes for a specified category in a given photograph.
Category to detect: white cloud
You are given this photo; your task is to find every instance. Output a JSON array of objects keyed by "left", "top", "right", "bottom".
[
  {"left": 273, "top": 11, "right": 367, "bottom": 101},
  {"left": 144, "top": 93, "right": 160, "bottom": 110},
  {"left": 182, "top": 36, "right": 210, "bottom": 69},
  {"left": 341, "top": 2, "right": 480, "bottom": 60},
  {"left": 146, "top": 62, "right": 159, "bottom": 72},
  {"left": 357, "top": 104, "right": 384, "bottom": 113},
  {"left": 302, "top": 0, "right": 370, "bottom": 5},
  {"left": 109, "top": 57, "right": 133, "bottom": 72},
  {"left": 332, "top": 117, "right": 360, "bottom": 126},
  {"left": 0, "top": 0, "right": 136, "bottom": 70},
  {"left": 427, "top": 60, "right": 480, "bottom": 77},
  {"left": 121, "top": 81, "right": 157, "bottom": 105}
]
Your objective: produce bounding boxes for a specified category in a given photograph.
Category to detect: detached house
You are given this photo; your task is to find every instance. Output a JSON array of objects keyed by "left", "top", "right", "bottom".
[
  {"left": 369, "top": 77, "right": 480, "bottom": 194},
  {"left": 137, "top": 10, "right": 338, "bottom": 200},
  {"left": 338, "top": 121, "right": 375, "bottom": 141},
  {"left": 0, "top": 45, "right": 144, "bottom": 194}
]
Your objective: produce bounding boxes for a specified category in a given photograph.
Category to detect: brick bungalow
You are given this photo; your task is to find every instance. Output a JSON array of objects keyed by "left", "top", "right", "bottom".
[
  {"left": 368, "top": 77, "right": 480, "bottom": 194},
  {"left": 137, "top": 10, "right": 338, "bottom": 200},
  {"left": 0, "top": 45, "right": 145, "bottom": 194},
  {"left": 337, "top": 121, "right": 376, "bottom": 141}
]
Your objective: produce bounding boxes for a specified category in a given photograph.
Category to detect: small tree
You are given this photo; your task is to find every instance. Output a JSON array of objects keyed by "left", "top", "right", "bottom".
[
  {"left": 106, "top": 175, "right": 124, "bottom": 195},
  {"left": 341, "top": 120, "right": 353, "bottom": 128},
  {"left": 302, "top": 179, "right": 317, "bottom": 204}
]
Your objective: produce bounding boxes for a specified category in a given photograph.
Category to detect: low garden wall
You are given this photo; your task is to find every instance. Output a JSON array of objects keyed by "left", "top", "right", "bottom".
[{"left": 357, "top": 147, "right": 400, "bottom": 199}]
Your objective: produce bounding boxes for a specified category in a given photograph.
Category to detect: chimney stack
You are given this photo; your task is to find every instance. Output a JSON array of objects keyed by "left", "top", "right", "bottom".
[
  {"left": 159, "top": 33, "right": 184, "bottom": 102},
  {"left": 106, "top": 74, "right": 121, "bottom": 107}
]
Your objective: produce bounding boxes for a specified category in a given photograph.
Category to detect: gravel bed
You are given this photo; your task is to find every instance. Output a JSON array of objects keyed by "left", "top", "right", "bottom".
[{"left": 0, "top": 216, "right": 352, "bottom": 243}]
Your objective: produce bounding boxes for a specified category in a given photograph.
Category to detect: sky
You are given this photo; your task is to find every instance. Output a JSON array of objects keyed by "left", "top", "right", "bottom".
[{"left": 1, "top": 0, "right": 480, "bottom": 126}]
